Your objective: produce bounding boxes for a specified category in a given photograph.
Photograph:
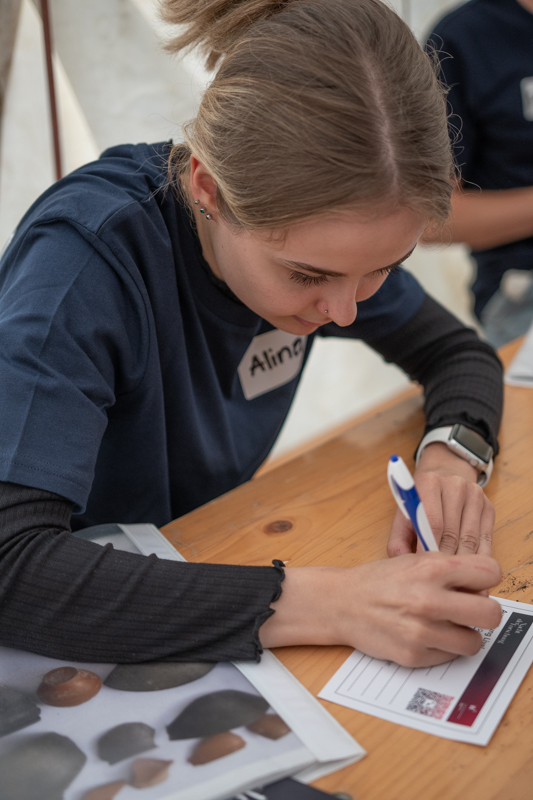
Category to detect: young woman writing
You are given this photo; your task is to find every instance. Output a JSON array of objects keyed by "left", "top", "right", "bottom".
[{"left": 0, "top": 0, "right": 503, "bottom": 668}]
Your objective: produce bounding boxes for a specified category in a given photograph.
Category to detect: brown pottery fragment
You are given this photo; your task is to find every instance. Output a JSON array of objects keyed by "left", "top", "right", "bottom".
[
  {"left": 188, "top": 732, "right": 246, "bottom": 765},
  {"left": 98, "top": 722, "right": 156, "bottom": 764},
  {"left": 0, "top": 684, "right": 41, "bottom": 737},
  {"left": 37, "top": 666, "right": 102, "bottom": 706},
  {"left": 0, "top": 731, "right": 86, "bottom": 800},
  {"left": 82, "top": 780, "right": 127, "bottom": 800},
  {"left": 247, "top": 713, "right": 291, "bottom": 740},
  {"left": 167, "top": 689, "right": 269, "bottom": 740},
  {"left": 131, "top": 758, "right": 173, "bottom": 788},
  {"left": 104, "top": 661, "right": 215, "bottom": 692}
]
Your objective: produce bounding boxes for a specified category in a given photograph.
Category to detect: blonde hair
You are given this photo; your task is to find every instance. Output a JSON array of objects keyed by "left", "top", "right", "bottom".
[{"left": 162, "top": 0, "right": 454, "bottom": 230}]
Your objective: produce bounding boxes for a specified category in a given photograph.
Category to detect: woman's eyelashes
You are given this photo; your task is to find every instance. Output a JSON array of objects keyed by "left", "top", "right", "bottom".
[
  {"left": 373, "top": 265, "right": 401, "bottom": 277},
  {"left": 289, "top": 264, "right": 400, "bottom": 287},
  {"left": 289, "top": 271, "right": 329, "bottom": 287}
]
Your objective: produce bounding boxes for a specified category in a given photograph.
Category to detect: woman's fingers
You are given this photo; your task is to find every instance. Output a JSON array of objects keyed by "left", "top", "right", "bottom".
[
  {"left": 454, "top": 482, "right": 493, "bottom": 556},
  {"left": 397, "top": 554, "right": 502, "bottom": 627},
  {"left": 332, "top": 553, "right": 504, "bottom": 666},
  {"left": 387, "top": 507, "right": 417, "bottom": 557},
  {"left": 411, "top": 471, "right": 495, "bottom": 556},
  {"left": 417, "top": 620, "right": 483, "bottom": 658},
  {"left": 411, "top": 551, "right": 501, "bottom": 597},
  {"left": 473, "top": 497, "right": 495, "bottom": 558},
  {"left": 440, "top": 553, "right": 502, "bottom": 593},
  {"left": 435, "top": 588, "right": 502, "bottom": 630}
]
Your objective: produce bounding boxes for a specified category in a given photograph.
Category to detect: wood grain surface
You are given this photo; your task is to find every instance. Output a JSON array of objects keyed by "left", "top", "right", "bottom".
[{"left": 162, "top": 338, "right": 533, "bottom": 800}]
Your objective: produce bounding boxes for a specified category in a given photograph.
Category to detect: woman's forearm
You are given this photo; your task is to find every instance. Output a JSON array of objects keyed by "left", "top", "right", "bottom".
[
  {"left": 0, "top": 482, "right": 283, "bottom": 663},
  {"left": 0, "top": 482, "right": 503, "bottom": 669},
  {"left": 423, "top": 185, "right": 533, "bottom": 250}
]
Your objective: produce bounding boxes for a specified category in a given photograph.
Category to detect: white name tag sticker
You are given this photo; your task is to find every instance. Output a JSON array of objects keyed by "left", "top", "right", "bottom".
[
  {"left": 238, "top": 328, "right": 307, "bottom": 400},
  {"left": 521, "top": 76, "right": 533, "bottom": 121}
]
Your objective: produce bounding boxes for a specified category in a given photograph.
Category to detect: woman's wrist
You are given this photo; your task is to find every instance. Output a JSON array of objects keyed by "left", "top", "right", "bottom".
[
  {"left": 416, "top": 441, "right": 478, "bottom": 483},
  {"left": 259, "top": 565, "right": 348, "bottom": 649}
]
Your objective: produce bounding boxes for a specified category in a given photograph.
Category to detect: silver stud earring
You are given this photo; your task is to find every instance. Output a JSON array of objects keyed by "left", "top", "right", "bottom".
[
  {"left": 206, "top": 214, "right": 211, "bottom": 220},
  {"left": 194, "top": 199, "right": 199, "bottom": 205},
  {"left": 324, "top": 308, "right": 329, "bottom": 314}
]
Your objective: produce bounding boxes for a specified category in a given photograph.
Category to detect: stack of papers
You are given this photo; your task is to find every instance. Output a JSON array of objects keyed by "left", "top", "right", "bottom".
[{"left": 0, "top": 523, "right": 363, "bottom": 800}]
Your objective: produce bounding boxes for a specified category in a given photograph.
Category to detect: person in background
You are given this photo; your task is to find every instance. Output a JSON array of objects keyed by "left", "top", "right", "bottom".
[
  {"left": 426, "top": 0, "right": 533, "bottom": 348},
  {"left": 0, "top": 0, "right": 503, "bottom": 669}
]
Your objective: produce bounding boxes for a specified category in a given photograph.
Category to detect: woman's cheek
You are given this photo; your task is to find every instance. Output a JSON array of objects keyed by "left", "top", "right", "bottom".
[{"left": 356, "top": 275, "right": 389, "bottom": 302}]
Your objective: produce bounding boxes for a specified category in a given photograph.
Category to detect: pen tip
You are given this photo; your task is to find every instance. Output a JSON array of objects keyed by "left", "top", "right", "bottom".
[{"left": 390, "top": 454, "right": 399, "bottom": 462}]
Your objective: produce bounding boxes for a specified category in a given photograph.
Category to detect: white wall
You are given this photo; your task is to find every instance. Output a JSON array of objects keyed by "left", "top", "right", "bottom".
[{"left": 0, "top": 0, "right": 474, "bottom": 460}]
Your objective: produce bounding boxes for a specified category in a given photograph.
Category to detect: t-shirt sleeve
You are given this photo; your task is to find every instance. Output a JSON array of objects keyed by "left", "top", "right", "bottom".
[
  {"left": 426, "top": 23, "right": 479, "bottom": 181},
  {"left": 0, "top": 220, "right": 146, "bottom": 511}
]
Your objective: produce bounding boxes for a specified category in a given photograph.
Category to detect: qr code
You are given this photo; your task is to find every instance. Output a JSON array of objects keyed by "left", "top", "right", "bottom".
[{"left": 406, "top": 688, "right": 454, "bottom": 719}]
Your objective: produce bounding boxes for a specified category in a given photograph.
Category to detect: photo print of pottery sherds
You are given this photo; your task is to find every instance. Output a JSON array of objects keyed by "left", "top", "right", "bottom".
[
  {"left": 0, "top": 732, "right": 86, "bottom": 800},
  {"left": 0, "top": 650, "right": 300, "bottom": 799},
  {"left": 130, "top": 757, "right": 174, "bottom": 788},
  {"left": 104, "top": 661, "right": 215, "bottom": 692},
  {"left": 247, "top": 713, "right": 292, "bottom": 740},
  {"left": 167, "top": 689, "right": 269, "bottom": 740},
  {"left": 82, "top": 780, "right": 127, "bottom": 800},
  {"left": 97, "top": 722, "right": 157, "bottom": 764},
  {"left": 188, "top": 731, "right": 246, "bottom": 765},
  {"left": 0, "top": 684, "right": 41, "bottom": 737},
  {"left": 165, "top": 688, "right": 291, "bottom": 765},
  {"left": 82, "top": 757, "right": 174, "bottom": 799},
  {"left": 37, "top": 666, "right": 102, "bottom": 707}
]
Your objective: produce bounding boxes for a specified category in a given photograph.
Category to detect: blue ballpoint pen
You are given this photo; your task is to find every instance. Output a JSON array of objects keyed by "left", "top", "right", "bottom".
[{"left": 387, "top": 454, "right": 439, "bottom": 552}]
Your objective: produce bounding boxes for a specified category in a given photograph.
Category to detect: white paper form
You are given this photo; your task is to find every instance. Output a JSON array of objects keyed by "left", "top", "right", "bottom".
[
  {"left": 505, "top": 319, "right": 533, "bottom": 386},
  {"left": 319, "top": 597, "right": 533, "bottom": 745}
]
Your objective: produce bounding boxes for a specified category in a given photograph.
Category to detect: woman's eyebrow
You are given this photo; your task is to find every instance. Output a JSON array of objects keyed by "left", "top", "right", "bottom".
[
  {"left": 282, "top": 247, "right": 416, "bottom": 277},
  {"left": 283, "top": 260, "right": 346, "bottom": 277}
]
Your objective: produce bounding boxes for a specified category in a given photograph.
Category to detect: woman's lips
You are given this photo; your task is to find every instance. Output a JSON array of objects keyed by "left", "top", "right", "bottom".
[{"left": 293, "top": 315, "right": 325, "bottom": 328}]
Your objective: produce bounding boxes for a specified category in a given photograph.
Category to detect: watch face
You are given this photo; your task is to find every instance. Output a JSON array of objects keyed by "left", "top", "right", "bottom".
[{"left": 451, "top": 424, "right": 493, "bottom": 464}]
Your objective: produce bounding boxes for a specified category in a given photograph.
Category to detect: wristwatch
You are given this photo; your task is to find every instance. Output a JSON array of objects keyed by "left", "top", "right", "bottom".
[{"left": 415, "top": 424, "right": 494, "bottom": 488}]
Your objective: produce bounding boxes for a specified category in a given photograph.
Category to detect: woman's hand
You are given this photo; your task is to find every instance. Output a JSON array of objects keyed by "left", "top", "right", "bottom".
[
  {"left": 387, "top": 442, "right": 495, "bottom": 558},
  {"left": 260, "top": 552, "right": 502, "bottom": 666}
]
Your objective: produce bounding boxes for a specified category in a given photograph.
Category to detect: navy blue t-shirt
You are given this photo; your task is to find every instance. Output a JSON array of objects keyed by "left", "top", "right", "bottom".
[
  {"left": 0, "top": 143, "right": 424, "bottom": 529},
  {"left": 428, "top": 0, "right": 533, "bottom": 316}
]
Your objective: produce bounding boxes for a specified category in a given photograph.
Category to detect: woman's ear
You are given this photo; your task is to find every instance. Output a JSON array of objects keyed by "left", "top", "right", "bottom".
[{"left": 189, "top": 156, "right": 218, "bottom": 210}]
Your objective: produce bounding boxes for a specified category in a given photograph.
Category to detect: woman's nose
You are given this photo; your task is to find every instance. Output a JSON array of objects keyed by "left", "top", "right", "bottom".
[{"left": 321, "top": 290, "right": 357, "bottom": 327}]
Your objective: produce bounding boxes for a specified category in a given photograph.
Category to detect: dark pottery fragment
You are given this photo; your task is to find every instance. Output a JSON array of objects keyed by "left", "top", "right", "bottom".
[
  {"left": 0, "top": 731, "right": 86, "bottom": 800},
  {"left": 104, "top": 661, "right": 215, "bottom": 692},
  {"left": 37, "top": 666, "right": 102, "bottom": 707},
  {"left": 82, "top": 781, "right": 127, "bottom": 800},
  {"left": 188, "top": 732, "right": 246, "bottom": 765},
  {"left": 247, "top": 713, "right": 291, "bottom": 740},
  {"left": 0, "top": 684, "right": 40, "bottom": 737},
  {"left": 130, "top": 758, "right": 173, "bottom": 788},
  {"left": 166, "top": 689, "right": 269, "bottom": 740},
  {"left": 97, "top": 722, "right": 156, "bottom": 764}
]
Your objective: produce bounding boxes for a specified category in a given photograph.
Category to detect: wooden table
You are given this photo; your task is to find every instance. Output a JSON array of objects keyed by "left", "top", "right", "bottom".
[{"left": 162, "top": 339, "right": 533, "bottom": 800}]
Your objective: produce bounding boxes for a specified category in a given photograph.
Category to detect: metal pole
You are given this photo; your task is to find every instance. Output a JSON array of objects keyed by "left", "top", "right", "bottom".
[
  {"left": 0, "top": 0, "right": 22, "bottom": 149},
  {"left": 402, "top": 0, "right": 411, "bottom": 27},
  {"left": 40, "top": 0, "right": 62, "bottom": 180}
]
